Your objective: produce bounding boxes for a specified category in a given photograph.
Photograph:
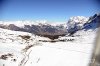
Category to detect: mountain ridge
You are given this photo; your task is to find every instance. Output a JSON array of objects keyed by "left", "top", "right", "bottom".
[{"left": 0, "top": 13, "right": 99, "bottom": 39}]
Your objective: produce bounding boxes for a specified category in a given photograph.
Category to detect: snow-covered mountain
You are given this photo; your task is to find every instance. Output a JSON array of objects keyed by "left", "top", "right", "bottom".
[
  {"left": 67, "top": 13, "right": 100, "bottom": 35},
  {"left": 67, "top": 16, "right": 89, "bottom": 34},
  {"left": 0, "top": 13, "right": 99, "bottom": 38},
  {"left": 0, "top": 13, "right": 100, "bottom": 66}
]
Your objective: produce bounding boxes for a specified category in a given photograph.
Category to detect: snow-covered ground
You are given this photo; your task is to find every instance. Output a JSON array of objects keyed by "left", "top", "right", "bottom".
[{"left": 0, "top": 27, "right": 97, "bottom": 66}]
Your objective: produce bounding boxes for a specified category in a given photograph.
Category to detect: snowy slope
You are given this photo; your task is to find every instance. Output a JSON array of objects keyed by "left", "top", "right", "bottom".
[{"left": 0, "top": 27, "right": 96, "bottom": 66}]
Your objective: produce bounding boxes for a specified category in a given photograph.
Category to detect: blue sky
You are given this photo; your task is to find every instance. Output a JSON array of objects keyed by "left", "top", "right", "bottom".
[{"left": 0, "top": 0, "right": 99, "bottom": 22}]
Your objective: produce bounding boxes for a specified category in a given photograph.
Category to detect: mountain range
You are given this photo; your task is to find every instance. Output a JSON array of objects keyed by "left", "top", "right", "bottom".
[{"left": 0, "top": 13, "right": 100, "bottom": 39}]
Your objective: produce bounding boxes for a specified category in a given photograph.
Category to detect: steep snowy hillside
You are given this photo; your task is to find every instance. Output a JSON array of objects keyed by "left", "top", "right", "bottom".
[{"left": 83, "top": 13, "right": 100, "bottom": 30}]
